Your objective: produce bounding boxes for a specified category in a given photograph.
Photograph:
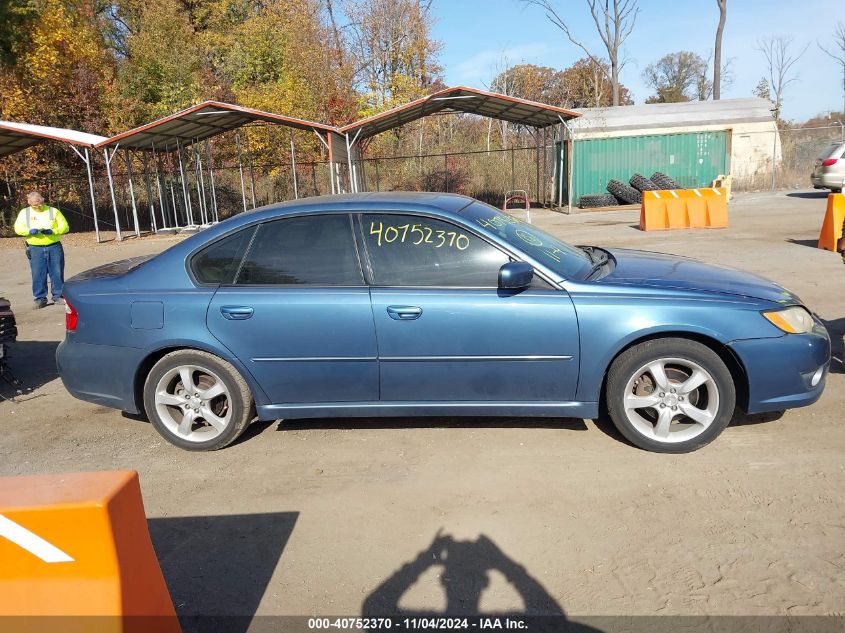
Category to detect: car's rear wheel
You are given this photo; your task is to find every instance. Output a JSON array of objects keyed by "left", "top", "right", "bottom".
[
  {"left": 143, "top": 350, "right": 254, "bottom": 451},
  {"left": 606, "top": 338, "right": 736, "bottom": 453}
]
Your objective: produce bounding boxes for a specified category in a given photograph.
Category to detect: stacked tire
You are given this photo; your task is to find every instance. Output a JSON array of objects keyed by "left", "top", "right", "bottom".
[
  {"left": 607, "top": 179, "right": 642, "bottom": 204},
  {"left": 0, "top": 298, "right": 16, "bottom": 346},
  {"left": 579, "top": 193, "right": 619, "bottom": 209},
  {"left": 650, "top": 172, "right": 680, "bottom": 190},
  {"left": 577, "top": 171, "right": 683, "bottom": 209}
]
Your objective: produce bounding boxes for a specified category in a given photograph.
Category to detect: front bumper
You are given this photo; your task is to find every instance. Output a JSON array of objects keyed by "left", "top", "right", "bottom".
[
  {"left": 728, "top": 324, "right": 831, "bottom": 414},
  {"left": 56, "top": 338, "right": 145, "bottom": 414}
]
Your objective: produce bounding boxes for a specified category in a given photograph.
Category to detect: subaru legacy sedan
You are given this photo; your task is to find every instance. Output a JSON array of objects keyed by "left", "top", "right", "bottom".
[{"left": 57, "top": 192, "right": 830, "bottom": 453}]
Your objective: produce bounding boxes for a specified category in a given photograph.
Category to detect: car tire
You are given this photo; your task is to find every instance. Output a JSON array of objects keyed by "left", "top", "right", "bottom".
[
  {"left": 606, "top": 179, "right": 642, "bottom": 204},
  {"left": 143, "top": 349, "right": 254, "bottom": 451},
  {"left": 606, "top": 338, "right": 736, "bottom": 453}
]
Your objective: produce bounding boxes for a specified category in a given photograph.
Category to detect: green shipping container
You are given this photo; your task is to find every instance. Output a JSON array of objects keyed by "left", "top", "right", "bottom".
[{"left": 556, "top": 131, "right": 729, "bottom": 205}]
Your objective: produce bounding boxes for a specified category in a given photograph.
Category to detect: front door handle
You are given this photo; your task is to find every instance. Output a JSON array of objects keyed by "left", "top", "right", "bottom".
[
  {"left": 387, "top": 306, "right": 423, "bottom": 320},
  {"left": 221, "top": 305, "right": 254, "bottom": 320}
]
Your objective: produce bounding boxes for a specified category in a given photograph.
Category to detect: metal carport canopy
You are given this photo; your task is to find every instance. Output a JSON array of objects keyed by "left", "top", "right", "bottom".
[
  {"left": 338, "top": 86, "right": 581, "bottom": 140},
  {"left": 0, "top": 121, "right": 106, "bottom": 158},
  {"left": 96, "top": 101, "right": 337, "bottom": 150}
]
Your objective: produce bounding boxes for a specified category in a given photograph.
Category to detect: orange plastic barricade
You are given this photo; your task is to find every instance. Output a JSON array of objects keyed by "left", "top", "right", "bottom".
[
  {"left": 817, "top": 193, "right": 845, "bottom": 251},
  {"left": 639, "top": 188, "right": 728, "bottom": 231},
  {"left": 0, "top": 470, "right": 179, "bottom": 633}
]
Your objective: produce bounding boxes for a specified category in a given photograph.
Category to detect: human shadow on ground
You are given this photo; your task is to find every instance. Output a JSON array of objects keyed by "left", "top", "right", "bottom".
[
  {"left": 785, "top": 238, "right": 823, "bottom": 249},
  {"left": 362, "top": 531, "right": 602, "bottom": 631},
  {"left": 0, "top": 339, "right": 59, "bottom": 397},
  {"left": 148, "top": 512, "right": 298, "bottom": 633}
]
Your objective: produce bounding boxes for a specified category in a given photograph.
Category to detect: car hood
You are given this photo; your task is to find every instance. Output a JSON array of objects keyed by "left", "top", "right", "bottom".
[{"left": 597, "top": 248, "right": 801, "bottom": 304}]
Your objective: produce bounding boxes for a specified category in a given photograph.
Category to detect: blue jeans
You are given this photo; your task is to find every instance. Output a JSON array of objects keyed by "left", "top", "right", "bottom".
[{"left": 28, "top": 242, "right": 64, "bottom": 301}]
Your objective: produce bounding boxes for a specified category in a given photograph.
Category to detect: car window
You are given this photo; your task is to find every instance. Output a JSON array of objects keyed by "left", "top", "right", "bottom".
[
  {"left": 460, "top": 201, "right": 593, "bottom": 280},
  {"left": 236, "top": 214, "right": 363, "bottom": 286},
  {"left": 191, "top": 226, "right": 256, "bottom": 284},
  {"left": 821, "top": 142, "right": 845, "bottom": 159},
  {"left": 362, "top": 214, "right": 510, "bottom": 287}
]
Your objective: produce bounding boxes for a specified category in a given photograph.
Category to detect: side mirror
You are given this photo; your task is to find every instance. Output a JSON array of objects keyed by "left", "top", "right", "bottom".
[{"left": 498, "top": 261, "right": 534, "bottom": 289}]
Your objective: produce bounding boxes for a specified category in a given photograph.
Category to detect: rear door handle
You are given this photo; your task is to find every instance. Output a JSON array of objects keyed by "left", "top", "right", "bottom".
[
  {"left": 387, "top": 306, "right": 422, "bottom": 320},
  {"left": 220, "top": 306, "right": 254, "bottom": 320}
]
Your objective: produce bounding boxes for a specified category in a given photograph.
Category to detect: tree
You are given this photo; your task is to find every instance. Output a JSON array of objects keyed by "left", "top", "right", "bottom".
[
  {"left": 819, "top": 22, "right": 845, "bottom": 117},
  {"left": 756, "top": 35, "right": 809, "bottom": 121},
  {"left": 713, "top": 0, "right": 726, "bottom": 99},
  {"left": 642, "top": 51, "right": 709, "bottom": 103},
  {"left": 557, "top": 58, "right": 632, "bottom": 108},
  {"left": 752, "top": 77, "right": 771, "bottom": 101},
  {"left": 0, "top": 0, "right": 37, "bottom": 65},
  {"left": 522, "top": 0, "right": 639, "bottom": 106},
  {"left": 341, "top": 0, "right": 442, "bottom": 117}
]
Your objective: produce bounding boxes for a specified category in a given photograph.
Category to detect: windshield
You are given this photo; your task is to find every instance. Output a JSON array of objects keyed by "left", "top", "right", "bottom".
[{"left": 461, "top": 201, "right": 593, "bottom": 279}]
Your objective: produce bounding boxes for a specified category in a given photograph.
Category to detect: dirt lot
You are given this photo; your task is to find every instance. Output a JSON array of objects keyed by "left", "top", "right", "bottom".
[{"left": 1, "top": 190, "right": 844, "bottom": 623}]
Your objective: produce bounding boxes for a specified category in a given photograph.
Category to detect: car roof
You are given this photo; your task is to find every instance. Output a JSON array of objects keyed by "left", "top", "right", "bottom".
[{"left": 236, "top": 191, "right": 478, "bottom": 224}]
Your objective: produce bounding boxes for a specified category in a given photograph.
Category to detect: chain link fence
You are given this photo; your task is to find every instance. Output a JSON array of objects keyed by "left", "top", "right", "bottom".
[{"left": 732, "top": 124, "right": 845, "bottom": 192}]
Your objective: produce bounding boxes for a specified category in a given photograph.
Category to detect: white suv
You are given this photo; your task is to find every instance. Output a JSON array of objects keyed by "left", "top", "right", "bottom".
[{"left": 811, "top": 141, "right": 845, "bottom": 193}]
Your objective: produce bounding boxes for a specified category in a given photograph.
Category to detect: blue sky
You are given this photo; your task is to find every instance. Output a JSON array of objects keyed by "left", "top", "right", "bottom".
[{"left": 431, "top": 0, "right": 845, "bottom": 121}]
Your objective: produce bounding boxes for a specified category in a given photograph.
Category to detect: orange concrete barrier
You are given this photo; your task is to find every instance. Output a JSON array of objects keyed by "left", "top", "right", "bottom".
[
  {"left": 639, "top": 188, "right": 728, "bottom": 231},
  {"left": 0, "top": 470, "right": 179, "bottom": 632},
  {"left": 817, "top": 193, "right": 845, "bottom": 251}
]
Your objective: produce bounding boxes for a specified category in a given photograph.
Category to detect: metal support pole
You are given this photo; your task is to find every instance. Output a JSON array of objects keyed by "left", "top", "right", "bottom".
[
  {"left": 80, "top": 148, "right": 100, "bottom": 243},
  {"left": 103, "top": 147, "right": 122, "bottom": 241},
  {"left": 245, "top": 134, "right": 257, "bottom": 208},
  {"left": 176, "top": 139, "right": 194, "bottom": 226},
  {"left": 543, "top": 128, "right": 549, "bottom": 207},
  {"left": 235, "top": 133, "right": 248, "bottom": 213},
  {"left": 771, "top": 128, "right": 778, "bottom": 191},
  {"left": 206, "top": 140, "right": 219, "bottom": 222},
  {"left": 375, "top": 160, "right": 380, "bottom": 192},
  {"left": 444, "top": 153, "right": 448, "bottom": 192},
  {"left": 290, "top": 132, "right": 299, "bottom": 199},
  {"left": 151, "top": 143, "right": 167, "bottom": 229},
  {"left": 535, "top": 128, "right": 541, "bottom": 207},
  {"left": 559, "top": 117, "right": 575, "bottom": 212},
  {"left": 124, "top": 149, "right": 141, "bottom": 237},
  {"left": 194, "top": 142, "right": 208, "bottom": 225},
  {"left": 511, "top": 147, "right": 516, "bottom": 192},
  {"left": 141, "top": 151, "right": 157, "bottom": 233}
]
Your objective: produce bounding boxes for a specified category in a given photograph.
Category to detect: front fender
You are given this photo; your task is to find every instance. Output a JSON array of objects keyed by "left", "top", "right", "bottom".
[{"left": 568, "top": 288, "right": 783, "bottom": 403}]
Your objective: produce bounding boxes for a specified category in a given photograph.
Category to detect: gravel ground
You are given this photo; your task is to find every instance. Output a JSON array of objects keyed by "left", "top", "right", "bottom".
[{"left": 0, "top": 190, "right": 843, "bottom": 623}]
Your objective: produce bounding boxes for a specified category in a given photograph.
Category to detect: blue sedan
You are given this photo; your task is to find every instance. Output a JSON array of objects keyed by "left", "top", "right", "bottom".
[{"left": 56, "top": 193, "right": 830, "bottom": 453}]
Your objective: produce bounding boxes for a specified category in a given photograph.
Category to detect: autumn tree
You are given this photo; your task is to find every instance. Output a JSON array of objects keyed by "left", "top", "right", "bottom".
[
  {"left": 643, "top": 51, "right": 710, "bottom": 103},
  {"left": 342, "top": 0, "right": 442, "bottom": 116},
  {"left": 0, "top": 0, "right": 38, "bottom": 65},
  {"left": 522, "top": 0, "right": 639, "bottom": 106},
  {"left": 558, "top": 58, "right": 632, "bottom": 108}
]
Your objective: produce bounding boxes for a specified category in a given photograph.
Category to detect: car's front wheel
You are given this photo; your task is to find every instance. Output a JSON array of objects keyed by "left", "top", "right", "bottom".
[
  {"left": 143, "top": 350, "right": 254, "bottom": 451},
  {"left": 606, "top": 338, "right": 736, "bottom": 453}
]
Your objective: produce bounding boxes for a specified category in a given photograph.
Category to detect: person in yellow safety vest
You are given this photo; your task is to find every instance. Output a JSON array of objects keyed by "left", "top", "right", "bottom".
[{"left": 13, "top": 191, "right": 70, "bottom": 309}]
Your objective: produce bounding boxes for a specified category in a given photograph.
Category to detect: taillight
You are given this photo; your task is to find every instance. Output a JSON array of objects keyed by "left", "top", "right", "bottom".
[
  {"left": 821, "top": 158, "right": 838, "bottom": 167},
  {"left": 65, "top": 300, "right": 78, "bottom": 331}
]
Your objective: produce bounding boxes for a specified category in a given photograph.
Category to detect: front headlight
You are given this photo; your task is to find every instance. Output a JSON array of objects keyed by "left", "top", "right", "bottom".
[{"left": 762, "top": 306, "right": 815, "bottom": 334}]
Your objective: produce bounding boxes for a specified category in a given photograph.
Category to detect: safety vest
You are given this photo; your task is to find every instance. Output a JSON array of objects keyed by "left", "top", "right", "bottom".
[{"left": 14, "top": 205, "right": 69, "bottom": 246}]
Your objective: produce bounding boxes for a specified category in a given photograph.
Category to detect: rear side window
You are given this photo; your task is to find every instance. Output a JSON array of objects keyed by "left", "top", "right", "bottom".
[
  {"left": 236, "top": 214, "right": 363, "bottom": 285},
  {"left": 191, "top": 227, "right": 255, "bottom": 284},
  {"left": 821, "top": 142, "right": 845, "bottom": 159}
]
